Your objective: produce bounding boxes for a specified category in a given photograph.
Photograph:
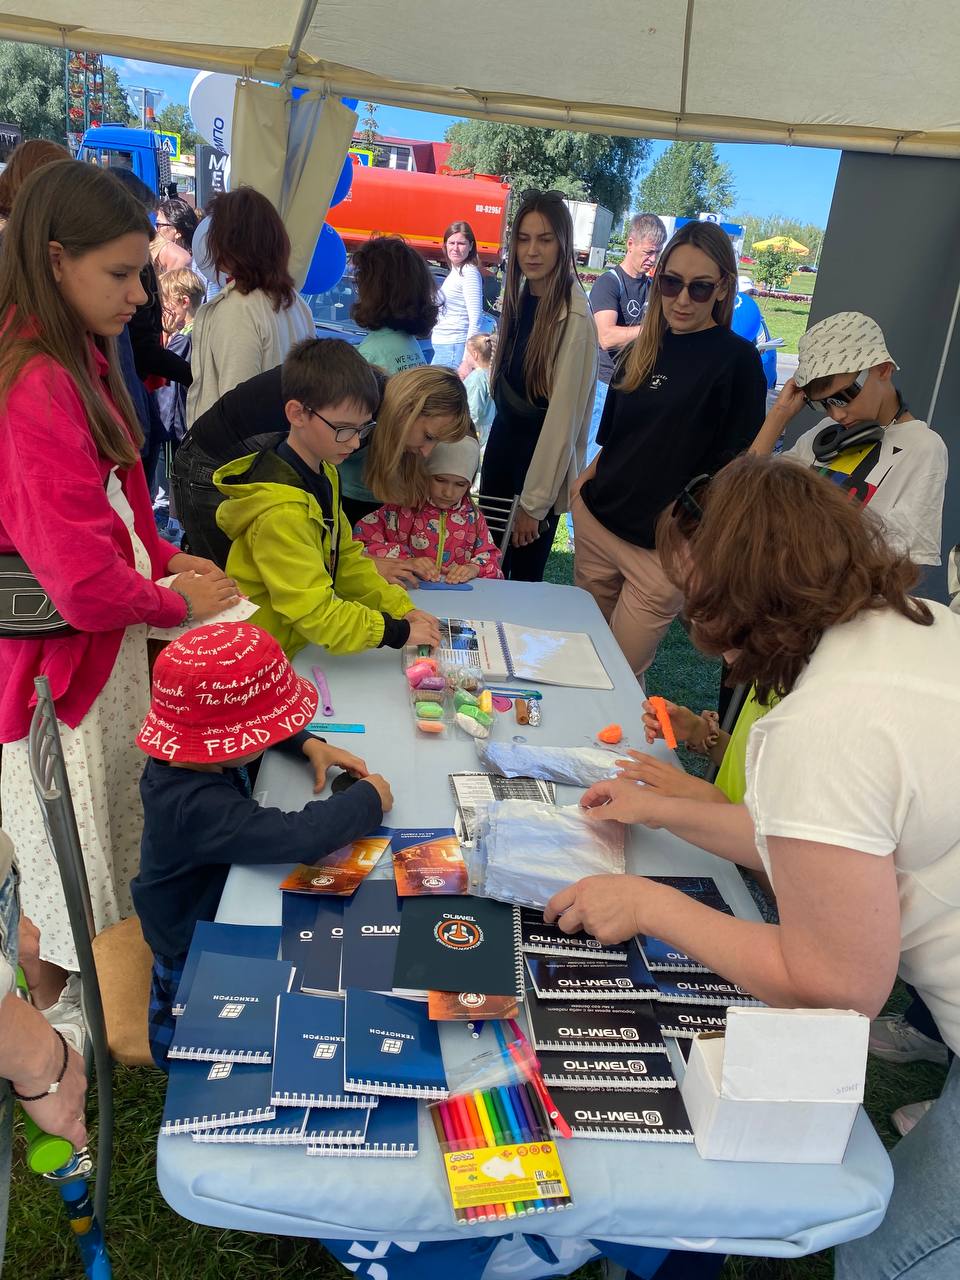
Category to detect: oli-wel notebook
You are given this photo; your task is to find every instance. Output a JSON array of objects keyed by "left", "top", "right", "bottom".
[
  {"left": 160, "top": 1060, "right": 274, "bottom": 1135},
  {"left": 167, "top": 953, "right": 294, "bottom": 1063},
  {"left": 548, "top": 1087, "right": 694, "bottom": 1142},
  {"left": 391, "top": 828, "right": 468, "bottom": 896},
  {"left": 279, "top": 827, "right": 392, "bottom": 897},
  {"left": 525, "top": 992, "right": 665, "bottom": 1053},
  {"left": 339, "top": 878, "right": 403, "bottom": 992},
  {"left": 536, "top": 1050, "right": 676, "bottom": 1091},
  {"left": 652, "top": 970, "right": 763, "bottom": 1007},
  {"left": 392, "top": 895, "right": 523, "bottom": 999},
  {"left": 519, "top": 907, "right": 626, "bottom": 961},
  {"left": 524, "top": 951, "right": 658, "bottom": 1001},
  {"left": 653, "top": 1002, "right": 729, "bottom": 1038},
  {"left": 270, "top": 992, "right": 378, "bottom": 1108},
  {"left": 343, "top": 987, "right": 447, "bottom": 1099},
  {"left": 436, "top": 617, "right": 613, "bottom": 689},
  {"left": 281, "top": 893, "right": 345, "bottom": 997}
]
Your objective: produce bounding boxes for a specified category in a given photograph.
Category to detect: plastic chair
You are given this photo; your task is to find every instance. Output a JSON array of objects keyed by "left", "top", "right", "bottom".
[
  {"left": 27, "top": 675, "right": 155, "bottom": 1227},
  {"left": 475, "top": 492, "right": 520, "bottom": 555}
]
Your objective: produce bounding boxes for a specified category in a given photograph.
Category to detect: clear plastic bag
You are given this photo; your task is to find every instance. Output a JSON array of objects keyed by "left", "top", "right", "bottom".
[
  {"left": 469, "top": 799, "right": 626, "bottom": 909},
  {"left": 475, "top": 740, "right": 618, "bottom": 787}
]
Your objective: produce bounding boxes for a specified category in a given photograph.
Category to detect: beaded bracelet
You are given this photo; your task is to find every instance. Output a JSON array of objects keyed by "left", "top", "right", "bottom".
[
  {"left": 13, "top": 1027, "right": 69, "bottom": 1101},
  {"left": 172, "top": 586, "right": 195, "bottom": 627}
]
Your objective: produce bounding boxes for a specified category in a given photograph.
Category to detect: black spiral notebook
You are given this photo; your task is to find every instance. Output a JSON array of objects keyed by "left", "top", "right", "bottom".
[
  {"left": 536, "top": 1049, "right": 676, "bottom": 1090},
  {"left": 524, "top": 952, "right": 658, "bottom": 1001},
  {"left": 549, "top": 1087, "right": 694, "bottom": 1142},
  {"left": 525, "top": 992, "right": 665, "bottom": 1053},
  {"left": 519, "top": 908, "right": 627, "bottom": 961},
  {"left": 653, "top": 1002, "right": 729, "bottom": 1038},
  {"left": 392, "top": 894, "right": 524, "bottom": 999}
]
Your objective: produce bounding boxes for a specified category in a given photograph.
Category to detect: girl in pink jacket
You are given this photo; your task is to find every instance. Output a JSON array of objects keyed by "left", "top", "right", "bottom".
[{"left": 354, "top": 436, "right": 503, "bottom": 582}]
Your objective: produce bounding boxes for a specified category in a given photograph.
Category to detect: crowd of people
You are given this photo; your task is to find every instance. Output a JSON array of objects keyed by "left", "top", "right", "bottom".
[{"left": 0, "top": 139, "right": 956, "bottom": 1280}]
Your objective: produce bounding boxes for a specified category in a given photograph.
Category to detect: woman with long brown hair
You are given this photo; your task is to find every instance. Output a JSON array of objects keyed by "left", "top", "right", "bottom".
[
  {"left": 479, "top": 192, "right": 597, "bottom": 581},
  {"left": 0, "top": 161, "right": 235, "bottom": 998},
  {"left": 186, "top": 187, "right": 313, "bottom": 425},
  {"left": 430, "top": 220, "right": 484, "bottom": 369},
  {"left": 572, "top": 220, "right": 767, "bottom": 676},
  {"left": 548, "top": 452, "right": 960, "bottom": 1280}
]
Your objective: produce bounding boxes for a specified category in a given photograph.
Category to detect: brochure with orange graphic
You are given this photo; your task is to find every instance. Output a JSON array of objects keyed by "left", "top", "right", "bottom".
[
  {"left": 393, "top": 895, "right": 524, "bottom": 999},
  {"left": 279, "top": 827, "right": 392, "bottom": 897},
  {"left": 426, "top": 990, "right": 520, "bottom": 1023},
  {"left": 391, "top": 828, "right": 468, "bottom": 896}
]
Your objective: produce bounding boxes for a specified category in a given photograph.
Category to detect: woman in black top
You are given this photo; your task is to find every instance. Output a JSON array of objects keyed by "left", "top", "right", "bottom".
[{"left": 572, "top": 221, "right": 766, "bottom": 677}]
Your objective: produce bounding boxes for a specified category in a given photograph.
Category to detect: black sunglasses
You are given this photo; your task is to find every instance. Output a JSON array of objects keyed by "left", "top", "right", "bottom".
[
  {"left": 803, "top": 370, "right": 868, "bottom": 414},
  {"left": 304, "top": 408, "right": 376, "bottom": 443},
  {"left": 671, "top": 473, "right": 711, "bottom": 535},
  {"left": 518, "top": 188, "right": 567, "bottom": 206},
  {"left": 659, "top": 273, "right": 723, "bottom": 304}
]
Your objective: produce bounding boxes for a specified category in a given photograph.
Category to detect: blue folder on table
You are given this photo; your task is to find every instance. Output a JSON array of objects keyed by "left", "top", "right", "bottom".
[{"left": 342, "top": 987, "right": 447, "bottom": 1099}]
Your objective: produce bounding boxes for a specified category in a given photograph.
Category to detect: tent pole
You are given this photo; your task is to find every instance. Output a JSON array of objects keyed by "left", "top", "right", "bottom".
[{"left": 281, "top": 0, "right": 321, "bottom": 84}]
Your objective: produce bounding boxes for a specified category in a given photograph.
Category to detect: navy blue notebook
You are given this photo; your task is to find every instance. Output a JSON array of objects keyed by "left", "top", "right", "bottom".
[
  {"left": 281, "top": 892, "right": 345, "bottom": 995},
  {"left": 340, "top": 879, "right": 402, "bottom": 992},
  {"left": 307, "top": 1097, "right": 419, "bottom": 1157},
  {"left": 271, "top": 992, "right": 377, "bottom": 1108},
  {"left": 168, "top": 953, "right": 295, "bottom": 1063},
  {"left": 342, "top": 988, "right": 447, "bottom": 1099},
  {"left": 301, "top": 1107, "right": 371, "bottom": 1145},
  {"left": 191, "top": 1106, "right": 310, "bottom": 1144},
  {"left": 173, "top": 922, "right": 282, "bottom": 1016},
  {"left": 160, "top": 1059, "right": 274, "bottom": 1135}
]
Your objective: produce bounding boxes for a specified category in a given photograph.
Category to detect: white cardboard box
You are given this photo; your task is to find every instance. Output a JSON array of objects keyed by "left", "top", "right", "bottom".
[{"left": 680, "top": 1007, "right": 868, "bottom": 1164}]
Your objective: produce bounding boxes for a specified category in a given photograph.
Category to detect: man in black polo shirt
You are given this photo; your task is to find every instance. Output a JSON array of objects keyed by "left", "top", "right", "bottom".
[{"left": 567, "top": 213, "right": 667, "bottom": 542}]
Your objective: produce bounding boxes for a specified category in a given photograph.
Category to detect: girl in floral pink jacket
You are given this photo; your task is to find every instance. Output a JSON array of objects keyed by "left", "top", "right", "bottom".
[{"left": 354, "top": 436, "right": 503, "bottom": 582}]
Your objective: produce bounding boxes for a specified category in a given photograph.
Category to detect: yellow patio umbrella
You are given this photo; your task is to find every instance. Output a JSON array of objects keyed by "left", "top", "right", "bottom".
[{"left": 752, "top": 235, "right": 810, "bottom": 255}]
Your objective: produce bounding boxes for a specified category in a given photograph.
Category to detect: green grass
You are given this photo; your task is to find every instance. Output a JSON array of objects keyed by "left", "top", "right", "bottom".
[
  {"left": 756, "top": 296, "right": 810, "bottom": 356},
  {"left": 8, "top": 534, "right": 946, "bottom": 1277}
]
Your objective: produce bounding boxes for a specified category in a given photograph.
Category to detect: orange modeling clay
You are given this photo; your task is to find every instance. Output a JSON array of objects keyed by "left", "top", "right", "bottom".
[
  {"left": 597, "top": 723, "right": 622, "bottom": 745},
  {"left": 648, "top": 696, "right": 677, "bottom": 749}
]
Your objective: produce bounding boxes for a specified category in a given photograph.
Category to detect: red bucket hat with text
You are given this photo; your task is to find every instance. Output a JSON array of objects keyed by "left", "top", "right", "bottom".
[{"left": 136, "top": 622, "right": 318, "bottom": 764}]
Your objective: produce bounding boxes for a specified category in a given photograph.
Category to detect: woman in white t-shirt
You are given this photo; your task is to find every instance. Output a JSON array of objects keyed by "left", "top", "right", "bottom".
[
  {"left": 547, "top": 454, "right": 960, "bottom": 1280},
  {"left": 430, "top": 221, "right": 484, "bottom": 369}
]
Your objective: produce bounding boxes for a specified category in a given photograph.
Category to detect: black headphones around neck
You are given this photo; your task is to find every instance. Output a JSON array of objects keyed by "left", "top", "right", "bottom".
[{"left": 811, "top": 390, "right": 906, "bottom": 463}]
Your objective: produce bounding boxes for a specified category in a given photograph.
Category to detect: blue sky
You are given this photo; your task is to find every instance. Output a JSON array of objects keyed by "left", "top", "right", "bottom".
[{"left": 107, "top": 57, "right": 840, "bottom": 227}]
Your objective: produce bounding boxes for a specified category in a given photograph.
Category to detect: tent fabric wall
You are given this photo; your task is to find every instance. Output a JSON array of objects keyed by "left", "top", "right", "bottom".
[{"left": 5, "top": 1, "right": 960, "bottom": 156}]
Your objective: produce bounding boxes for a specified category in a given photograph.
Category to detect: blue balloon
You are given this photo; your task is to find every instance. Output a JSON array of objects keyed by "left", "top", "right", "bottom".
[
  {"left": 342, "top": 97, "right": 358, "bottom": 110},
  {"left": 303, "top": 223, "right": 347, "bottom": 293},
  {"left": 329, "top": 156, "right": 353, "bottom": 209}
]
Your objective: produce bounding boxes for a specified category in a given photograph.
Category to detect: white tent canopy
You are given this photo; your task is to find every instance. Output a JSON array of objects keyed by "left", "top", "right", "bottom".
[{"left": 4, "top": 0, "right": 960, "bottom": 156}]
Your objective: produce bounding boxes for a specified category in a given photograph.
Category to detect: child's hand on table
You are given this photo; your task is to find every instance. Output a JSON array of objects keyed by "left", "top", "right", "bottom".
[
  {"left": 406, "top": 557, "right": 441, "bottom": 582},
  {"left": 302, "top": 739, "right": 369, "bottom": 793},
  {"left": 405, "top": 610, "right": 441, "bottom": 648},
  {"left": 443, "top": 562, "right": 480, "bottom": 584},
  {"left": 363, "top": 774, "right": 394, "bottom": 814}
]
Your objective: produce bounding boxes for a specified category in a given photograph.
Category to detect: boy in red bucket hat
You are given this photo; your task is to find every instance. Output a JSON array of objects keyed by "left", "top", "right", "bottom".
[{"left": 131, "top": 621, "right": 393, "bottom": 1067}]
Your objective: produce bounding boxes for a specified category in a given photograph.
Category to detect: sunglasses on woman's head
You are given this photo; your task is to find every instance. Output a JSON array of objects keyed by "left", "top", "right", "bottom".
[
  {"left": 659, "top": 273, "right": 723, "bottom": 303},
  {"left": 671, "top": 473, "right": 711, "bottom": 535},
  {"left": 803, "top": 370, "right": 868, "bottom": 413},
  {"left": 518, "top": 189, "right": 567, "bottom": 206}
]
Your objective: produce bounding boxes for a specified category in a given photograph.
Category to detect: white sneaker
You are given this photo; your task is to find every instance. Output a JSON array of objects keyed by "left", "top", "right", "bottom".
[
  {"left": 869, "top": 1015, "right": 949, "bottom": 1065},
  {"left": 39, "top": 972, "right": 86, "bottom": 1055},
  {"left": 892, "top": 1099, "right": 934, "bottom": 1137}
]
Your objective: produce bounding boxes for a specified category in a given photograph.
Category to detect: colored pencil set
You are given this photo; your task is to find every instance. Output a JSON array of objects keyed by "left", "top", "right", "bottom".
[{"left": 430, "top": 1081, "right": 572, "bottom": 1225}]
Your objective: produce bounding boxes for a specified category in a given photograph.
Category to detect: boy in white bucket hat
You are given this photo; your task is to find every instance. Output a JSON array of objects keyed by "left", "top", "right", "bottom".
[{"left": 752, "top": 311, "right": 947, "bottom": 566}]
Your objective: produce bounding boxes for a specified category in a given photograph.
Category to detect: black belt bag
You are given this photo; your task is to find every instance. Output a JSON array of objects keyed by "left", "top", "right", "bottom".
[{"left": 0, "top": 554, "right": 74, "bottom": 637}]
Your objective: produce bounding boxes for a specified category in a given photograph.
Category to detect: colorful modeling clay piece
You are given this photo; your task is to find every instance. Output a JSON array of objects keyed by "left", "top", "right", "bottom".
[
  {"left": 454, "top": 688, "right": 479, "bottom": 710},
  {"left": 405, "top": 660, "right": 437, "bottom": 687},
  {"left": 491, "top": 695, "right": 512, "bottom": 714},
  {"left": 459, "top": 704, "right": 493, "bottom": 728},
  {"left": 414, "top": 700, "right": 444, "bottom": 719},
  {"left": 647, "top": 696, "right": 677, "bottom": 749},
  {"left": 456, "top": 711, "right": 490, "bottom": 739},
  {"left": 526, "top": 701, "right": 542, "bottom": 727},
  {"left": 478, "top": 690, "right": 493, "bottom": 715},
  {"left": 417, "top": 719, "right": 446, "bottom": 734},
  {"left": 417, "top": 676, "right": 447, "bottom": 693},
  {"left": 515, "top": 698, "right": 529, "bottom": 725},
  {"left": 597, "top": 723, "right": 622, "bottom": 745}
]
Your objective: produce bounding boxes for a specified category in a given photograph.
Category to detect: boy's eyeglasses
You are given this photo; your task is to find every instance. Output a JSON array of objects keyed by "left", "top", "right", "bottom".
[
  {"left": 803, "top": 370, "right": 868, "bottom": 413},
  {"left": 671, "top": 473, "right": 711, "bottom": 536},
  {"left": 659, "top": 273, "right": 723, "bottom": 303},
  {"left": 304, "top": 407, "right": 376, "bottom": 442}
]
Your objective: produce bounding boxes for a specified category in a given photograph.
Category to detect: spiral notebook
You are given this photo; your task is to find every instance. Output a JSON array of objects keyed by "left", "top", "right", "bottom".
[
  {"left": 167, "top": 953, "right": 295, "bottom": 1064},
  {"left": 652, "top": 970, "right": 763, "bottom": 1007},
  {"left": 173, "top": 922, "right": 282, "bottom": 1016},
  {"left": 306, "top": 1097, "right": 419, "bottom": 1158},
  {"left": 524, "top": 952, "right": 659, "bottom": 1002},
  {"left": 343, "top": 988, "right": 447, "bottom": 1099},
  {"left": 525, "top": 992, "right": 665, "bottom": 1053},
  {"left": 392, "top": 895, "right": 524, "bottom": 1000},
  {"left": 548, "top": 1087, "right": 694, "bottom": 1142},
  {"left": 519, "top": 907, "right": 627, "bottom": 961},
  {"left": 437, "top": 618, "right": 613, "bottom": 690},
  {"left": 160, "top": 1059, "right": 274, "bottom": 1135},
  {"left": 653, "top": 1001, "right": 729, "bottom": 1039},
  {"left": 536, "top": 1049, "right": 676, "bottom": 1091},
  {"left": 190, "top": 1106, "right": 311, "bottom": 1144},
  {"left": 271, "top": 992, "right": 378, "bottom": 1109}
]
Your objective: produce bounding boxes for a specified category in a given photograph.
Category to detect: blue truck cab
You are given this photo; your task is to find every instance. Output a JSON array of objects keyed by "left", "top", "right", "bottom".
[{"left": 75, "top": 125, "right": 171, "bottom": 197}]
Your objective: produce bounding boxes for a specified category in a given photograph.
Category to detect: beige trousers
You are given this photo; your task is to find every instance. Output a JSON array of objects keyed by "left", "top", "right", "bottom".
[{"left": 572, "top": 491, "right": 684, "bottom": 679}]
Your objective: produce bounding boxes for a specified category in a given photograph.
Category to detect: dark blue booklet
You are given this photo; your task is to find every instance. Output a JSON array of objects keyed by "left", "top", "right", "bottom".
[
  {"left": 270, "top": 992, "right": 378, "bottom": 1109},
  {"left": 343, "top": 987, "right": 447, "bottom": 1099},
  {"left": 339, "top": 878, "right": 402, "bottom": 992},
  {"left": 160, "top": 1059, "right": 274, "bottom": 1135},
  {"left": 173, "top": 922, "right": 282, "bottom": 1016},
  {"left": 191, "top": 1106, "right": 310, "bottom": 1144},
  {"left": 301, "top": 1107, "right": 371, "bottom": 1145},
  {"left": 281, "top": 892, "right": 345, "bottom": 996},
  {"left": 168, "top": 953, "right": 295, "bottom": 1063},
  {"left": 306, "top": 1097, "right": 419, "bottom": 1158}
]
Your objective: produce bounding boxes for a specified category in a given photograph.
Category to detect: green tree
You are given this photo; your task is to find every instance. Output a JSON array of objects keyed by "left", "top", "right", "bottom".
[
  {"left": 445, "top": 120, "right": 651, "bottom": 223},
  {"left": 358, "top": 102, "right": 382, "bottom": 162},
  {"left": 751, "top": 246, "right": 800, "bottom": 292},
  {"left": 739, "top": 211, "right": 823, "bottom": 263},
  {"left": 0, "top": 42, "right": 133, "bottom": 142},
  {"left": 155, "top": 102, "right": 201, "bottom": 153},
  {"left": 637, "top": 141, "right": 736, "bottom": 217},
  {"left": 102, "top": 65, "right": 135, "bottom": 127}
]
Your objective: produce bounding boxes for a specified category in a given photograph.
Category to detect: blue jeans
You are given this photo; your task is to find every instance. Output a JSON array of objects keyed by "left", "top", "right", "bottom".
[
  {"left": 835, "top": 1056, "right": 960, "bottom": 1278},
  {"left": 431, "top": 342, "right": 465, "bottom": 370},
  {"left": 566, "top": 380, "right": 608, "bottom": 542},
  {"left": 0, "top": 862, "right": 21, "bottom": 1270}
]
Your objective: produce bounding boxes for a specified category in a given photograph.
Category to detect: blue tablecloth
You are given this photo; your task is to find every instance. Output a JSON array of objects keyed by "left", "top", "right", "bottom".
[{"left": 157, "top": 581, "right": 892, "bottom": 1270}]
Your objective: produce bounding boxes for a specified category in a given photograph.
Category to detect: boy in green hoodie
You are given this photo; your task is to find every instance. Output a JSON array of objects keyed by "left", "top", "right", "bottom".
[{"left": 214, "top": 339, "right": 441, "bottom": 656}]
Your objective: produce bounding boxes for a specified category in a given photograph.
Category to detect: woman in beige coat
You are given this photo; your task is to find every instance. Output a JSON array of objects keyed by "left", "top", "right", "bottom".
[{"left": 479, "top": 192, "right": 597, "bottom": 580}]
